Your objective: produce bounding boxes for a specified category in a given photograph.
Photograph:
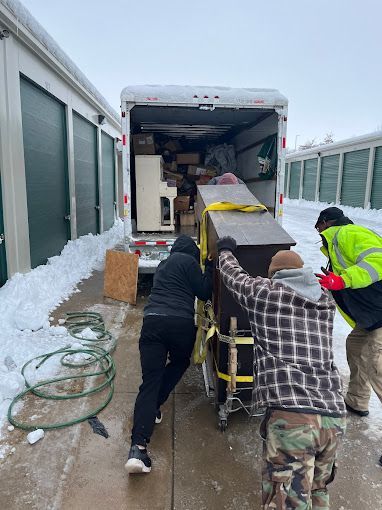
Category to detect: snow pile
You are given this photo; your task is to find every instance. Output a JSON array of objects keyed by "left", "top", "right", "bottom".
[{"left": 0, "top": 220, "right": 123, "bottom": 431}]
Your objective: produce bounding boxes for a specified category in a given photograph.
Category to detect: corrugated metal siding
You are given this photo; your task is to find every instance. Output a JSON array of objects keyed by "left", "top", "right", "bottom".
[
  {"left": 319, "top": 155, "right": 339, "bottom": 203},
  {"left": 73, "top": 113, "right": 99, "bottom": 237},
  {"left": 371, "top": 146, "right": 382, "bottom": 210},
  {"left": 302, "top": 158, "right": 318, "bottom": 201},
  {"left": 20, "top": 78, "right": 69, "bottom": 268},
  {"left": 289, "top": 161, "right": 301, "bottom": 199},
  {"left": 101, "top": 132, "right": 115, "bottom": 230},
  {"left": 341, "top": 149, "right": 369, "bottom": 208}
]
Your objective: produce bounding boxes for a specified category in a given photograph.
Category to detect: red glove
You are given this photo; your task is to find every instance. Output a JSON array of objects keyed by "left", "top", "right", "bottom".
[{"left": 317, "top": 272, "right": 345, "bottom": 291}]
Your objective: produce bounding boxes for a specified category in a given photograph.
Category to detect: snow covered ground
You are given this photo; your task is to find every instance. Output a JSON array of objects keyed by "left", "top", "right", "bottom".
[
  {"left": 1, "top": 200, "right": 381, "bottom": 450},
  {"left": 0, "top": 220, "right": 123, "bottom": 436}
]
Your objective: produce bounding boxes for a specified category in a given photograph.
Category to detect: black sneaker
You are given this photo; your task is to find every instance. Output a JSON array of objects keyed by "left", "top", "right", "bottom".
[
  {"left": 345, "top": 403, "right": 369, "bottom": 417},
  {"left": 125, "top": 445, "right": 152, "bottom": 474},
  {"left": 155, "top": 409, "right": 162, "bottom": 424}
]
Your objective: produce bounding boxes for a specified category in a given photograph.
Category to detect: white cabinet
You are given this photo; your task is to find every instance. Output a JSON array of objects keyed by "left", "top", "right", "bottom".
[{"left": 135, "top": 155, "right": 177, "bottom": 232}]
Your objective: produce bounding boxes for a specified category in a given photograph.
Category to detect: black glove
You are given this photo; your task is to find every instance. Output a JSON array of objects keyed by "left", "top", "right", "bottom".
[
  {"left": 204, "top": 257, "right": 214, "bottom": 270},
  {"left": 216, "top": 236, "right": 237, "bottom": 254}
]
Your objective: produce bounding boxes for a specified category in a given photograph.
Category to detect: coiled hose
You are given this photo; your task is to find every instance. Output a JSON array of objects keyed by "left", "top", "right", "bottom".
[{"left": 8, "top": 312, "right": 116, "bottom": 431}]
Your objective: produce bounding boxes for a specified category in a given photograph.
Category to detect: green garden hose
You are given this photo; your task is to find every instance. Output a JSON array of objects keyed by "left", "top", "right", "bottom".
[{"left": 8, "top": 312, "right": 117, "bottom": 431}]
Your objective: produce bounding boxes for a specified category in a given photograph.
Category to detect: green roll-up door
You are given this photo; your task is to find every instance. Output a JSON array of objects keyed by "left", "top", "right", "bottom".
[
  {"left": 20, "top": 77, "right": 70, "bottom": 268},
  {"left": 101, "top": 132, "right": 115, "bottom": 230},
  {"left": 0, "top": 176, "right": 7, "bottom": 285},
  {"left": 371, "top": 146, "right": 382, "bottom": 210},
  {"left": 284, "top": 163, "right": 290, "bottom": 195},
  {"left": 73, "top": 113, "right": 99, "bottom": 237},
  {"left": 341, "top": 149, "right": 369, "bottom": 208},
  {"left": 302, "top": 158, "right": 318, "bottom": 201},
  {"left": 289, "top": 161, "right": 301, "bottom": 199},
  {"left": 319, "top": 155, "right": 339, "bottom": 203}
]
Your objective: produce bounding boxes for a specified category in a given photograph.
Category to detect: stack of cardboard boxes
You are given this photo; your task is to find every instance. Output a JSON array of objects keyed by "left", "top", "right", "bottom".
[{"left": 132, "top": 132, "right": 218, "bottom": 228}]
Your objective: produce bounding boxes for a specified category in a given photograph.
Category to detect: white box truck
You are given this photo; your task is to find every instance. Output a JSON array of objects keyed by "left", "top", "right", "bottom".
[{"left": 120, "top": 85, "right": 288, "bottom": 272}]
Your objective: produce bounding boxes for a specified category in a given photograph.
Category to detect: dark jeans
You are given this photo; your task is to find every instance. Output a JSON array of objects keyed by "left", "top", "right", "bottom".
[{"left": 131, "top": 315, "right": 196, "bottom": 446}]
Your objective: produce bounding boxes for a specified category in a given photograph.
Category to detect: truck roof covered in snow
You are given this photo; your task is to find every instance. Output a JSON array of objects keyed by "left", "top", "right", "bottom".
[
  {"left": 1, "top": 0, "right": 120, "bottom": 124},
  {"left": 121, "top": 84, "right": 288, "bottom": 108}
]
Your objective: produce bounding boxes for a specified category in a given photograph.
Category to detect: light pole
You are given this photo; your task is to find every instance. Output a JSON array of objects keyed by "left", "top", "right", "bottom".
[{"left": 294, "top": 134, "right": 300, "bottom": 151}]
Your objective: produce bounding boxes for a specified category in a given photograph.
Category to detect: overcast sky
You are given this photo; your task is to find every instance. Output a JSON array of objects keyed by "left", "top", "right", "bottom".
[{"left": 21, "top": 0, "right": 382, "bottom": 149}]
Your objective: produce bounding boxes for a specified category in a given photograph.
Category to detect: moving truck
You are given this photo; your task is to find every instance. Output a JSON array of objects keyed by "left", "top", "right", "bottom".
[{"left": 120, "top": 85, "right": 288, "bottom": 272}]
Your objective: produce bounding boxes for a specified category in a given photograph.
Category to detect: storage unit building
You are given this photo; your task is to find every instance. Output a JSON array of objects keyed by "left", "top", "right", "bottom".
[
  {"left": 285, "top": 131, "right": 382, "bottom": 210},
  {"left": 0, "top": 0, "right": 122, "bottom": 278}
]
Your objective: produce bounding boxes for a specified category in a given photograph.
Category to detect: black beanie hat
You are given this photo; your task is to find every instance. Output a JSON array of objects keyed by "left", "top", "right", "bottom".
[{"left": 315, "top": 207, "right": 344, "bottom": 228}]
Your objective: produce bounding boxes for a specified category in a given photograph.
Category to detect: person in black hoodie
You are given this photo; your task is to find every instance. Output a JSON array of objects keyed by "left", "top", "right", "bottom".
[{"left": 125, "top": 235, "right": 213, "bottom": 474}]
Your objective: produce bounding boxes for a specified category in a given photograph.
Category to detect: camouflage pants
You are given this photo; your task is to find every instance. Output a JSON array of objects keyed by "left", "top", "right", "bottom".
[{"left": 261, "top": 410, "right": 346, "bottom": 510}]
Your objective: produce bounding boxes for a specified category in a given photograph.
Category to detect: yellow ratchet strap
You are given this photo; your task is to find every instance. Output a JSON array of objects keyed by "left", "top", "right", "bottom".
[{"left": 193, "top": 201, "right": 266, "bottom": 364}]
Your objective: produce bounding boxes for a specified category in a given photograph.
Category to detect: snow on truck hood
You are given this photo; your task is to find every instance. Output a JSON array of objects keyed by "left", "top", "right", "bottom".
[{"left": 121, "top": 84, "right": 288, "bottom": 107}]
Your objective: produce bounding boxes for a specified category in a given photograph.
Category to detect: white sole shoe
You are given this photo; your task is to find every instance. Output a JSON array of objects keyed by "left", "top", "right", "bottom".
[
  {"left": 125, "top": 458, "right": 151, "bottom": 474},
  {"left": 155, "top": 411, "right": 162, "bottom": 424}
]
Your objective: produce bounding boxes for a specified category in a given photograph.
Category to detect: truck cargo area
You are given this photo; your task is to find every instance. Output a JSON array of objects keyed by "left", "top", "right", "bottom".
[{"left": 129, "top": 104, "right": 280, "bottom": 223}]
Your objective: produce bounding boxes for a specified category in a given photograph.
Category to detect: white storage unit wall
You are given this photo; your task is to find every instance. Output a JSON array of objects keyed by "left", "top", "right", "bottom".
[
  {"left": 0, "top": 0, "right": 121, "bottom": 279},
  {"left": 285, "top": 131, "right": 382, "bottom": 210}
]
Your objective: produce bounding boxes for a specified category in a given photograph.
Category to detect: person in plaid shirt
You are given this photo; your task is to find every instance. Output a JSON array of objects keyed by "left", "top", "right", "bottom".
[{"left": 217, "top": 236, "right": 346, "bottom": 510}]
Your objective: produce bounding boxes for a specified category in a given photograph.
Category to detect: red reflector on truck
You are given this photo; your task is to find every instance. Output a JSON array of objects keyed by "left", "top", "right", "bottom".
[
  {"left": 122, "top": 134, "right": 126, "bottom": 145},
  {"left": 282, "top": 137, "right": 286, "bottom": 149},
  {"left": 280, "top": 194, "right": 283, "bottom": 205},
  {"left": 124, "top": 194, "right": 128, "bottom": 204}
]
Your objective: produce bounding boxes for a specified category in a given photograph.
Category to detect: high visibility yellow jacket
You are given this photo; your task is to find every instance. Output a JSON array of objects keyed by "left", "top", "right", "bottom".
[
  {"left": 320, "top": 224, "right": 382, "bottom": 329},
  {"left": 321, "top": 225, "right": 382, "bottom": 288}
]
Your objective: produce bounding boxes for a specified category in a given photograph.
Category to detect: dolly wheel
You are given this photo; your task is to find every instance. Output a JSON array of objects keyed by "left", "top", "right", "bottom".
[{"left": 219, "top": 418, "right": 228, "bottom": 432}]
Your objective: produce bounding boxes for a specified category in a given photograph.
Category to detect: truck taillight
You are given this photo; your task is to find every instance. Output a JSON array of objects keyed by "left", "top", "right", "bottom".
[
  {"left": 124, "top": 194, "right": 128, "bottom": 204},
  {"left": 122, "top": 134, "right": 126, "bottom": 145},
  {"left": 280, "top": 194, "right": 283, "bottom": 205},
  {"left": 282, "top": 137, "right": 286, "bottom": 149}
]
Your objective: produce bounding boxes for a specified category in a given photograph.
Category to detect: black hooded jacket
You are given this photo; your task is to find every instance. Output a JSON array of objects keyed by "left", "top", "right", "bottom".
[{"left": 144, "top": 235, "right": 213, "bottom": 319}]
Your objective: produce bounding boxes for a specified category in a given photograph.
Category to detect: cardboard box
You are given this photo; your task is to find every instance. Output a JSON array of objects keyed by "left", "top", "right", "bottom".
[
  {"left": 176, "top": 153, "right": 200, "bottom": 165},
  {"left": 188, "top": 165, "right": 217, "bottom": 177},
  {"left": 179, "top": 211, "right": 195, "bottom": 227},
  {"left": 133, "top": 133, "right": 155, "bottom": 155},
  {"left": 163, "top": 161, "right": 178, "bottom": 172},
  {"left": 164, "top": 140, "right": 182, "bottom": 152},
  {"left": 163, "top": 170, "right": 183, "bottom": 181},
  {"left": 174, "top": 196, "right": 190, "bottom": 212}
]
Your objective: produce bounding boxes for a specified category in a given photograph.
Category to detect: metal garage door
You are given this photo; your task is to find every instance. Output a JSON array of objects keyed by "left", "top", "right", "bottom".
[
  {"left": 371, "top": 146, "right": 382, "bottom": 210},
  {"left": 20, "top": 77, "right": 70, "bottom": 268},
  {"left": 284, "top": 163, "right": 290, "bottom": 195},
  {"left": 341, "top": 149, "right": 369, "bottom": 208},
  {"left": 319, "top": 155, "right": 339, "bottom": 204},
  {"left": 101, "top": 132, "right": 115, "bottom": 230},
  {"left": 302, "top": 158, "right": 318, "bottom": 201},
  {"left": 0, "top": 176, "right": 7, "bottom": 285},
  {"left": 289, "top": 162, "right": 301, "bottom": 199},
  {"left": 73, "top": 113, "right": 99, "bottom": 237}
]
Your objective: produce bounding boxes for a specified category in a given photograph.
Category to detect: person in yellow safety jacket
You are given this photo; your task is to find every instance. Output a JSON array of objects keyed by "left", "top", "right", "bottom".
[{"left": 315, "top": 206, "right": 382, "bottom": 467}]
